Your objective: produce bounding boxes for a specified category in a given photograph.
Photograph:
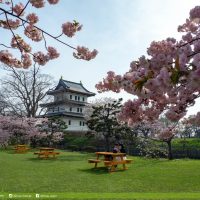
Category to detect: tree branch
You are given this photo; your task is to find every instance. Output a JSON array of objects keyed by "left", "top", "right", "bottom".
[{"left": 0, "top": 7, "right": 77, "bottom": 50}]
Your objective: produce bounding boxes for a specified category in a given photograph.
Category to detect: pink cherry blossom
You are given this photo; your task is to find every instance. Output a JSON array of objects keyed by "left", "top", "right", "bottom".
[
  {"left": 62, "top": 21, "right": 82, "bottom": 37},
  {"left": 73, "top": 46, "right": 98, "bottom": 61},
  {"left": 47, "top": 0, "right": 59, "bottom": 4},
  {"left": 13, "top": 2, "right": 24, "bottom": 16},
  {"left": 30, "top": 0, "right": 45, "bottom": 8},
  {"left": 22, "top": 53, "right": 32, "bottom": 69},
  {"left": 26, "top": 13, "right": 39, "bottom": 24},
  {"left": 0, "top": 19, "right": 20, "bottom": 29},
  {"left": 0, "top": 50, "right": 22, "bottom": 68},
  {"left": 190, "top": 6, "right": 200, "bottom": 20},
  {"left": 24, "top": 25, "right": 42, "bottom": 41},
  {"left": 33, "top": 51, "right": 49, "bottom": 66},
  {"left": 0, "top": 0, "right": 97, "bottom": 68},
  {"left": 192, "top": 53, "right": 200, "bottom": 68},
  {"left": 47, "top": 46, "right": 60, "bottom": 59},
  {"left": 11, "top": 36, "right": 32, "bottom": 53},
  {"left": 96, "top": 5, "right": 200, "bottom": 126}
]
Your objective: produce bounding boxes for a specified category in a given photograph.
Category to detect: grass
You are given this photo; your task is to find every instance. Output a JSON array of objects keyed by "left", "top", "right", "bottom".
[{"left": 0, "top": 149, "right": 200, "bottom": 199}]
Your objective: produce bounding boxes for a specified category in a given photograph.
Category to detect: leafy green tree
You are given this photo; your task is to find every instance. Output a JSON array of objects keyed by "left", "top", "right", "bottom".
[{"left": 86, "top": 98, "right": 130, "bottom": 151}]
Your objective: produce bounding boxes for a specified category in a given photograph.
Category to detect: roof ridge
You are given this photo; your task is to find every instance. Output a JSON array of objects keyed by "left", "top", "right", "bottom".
[{"left": 62, "top": 79, "right": 81, "bottom": 85}]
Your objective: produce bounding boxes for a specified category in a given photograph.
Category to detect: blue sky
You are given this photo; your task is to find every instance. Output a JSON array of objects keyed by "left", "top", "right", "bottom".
[{"left": 0, "top": 0, "right": 199, "bottom": 115}]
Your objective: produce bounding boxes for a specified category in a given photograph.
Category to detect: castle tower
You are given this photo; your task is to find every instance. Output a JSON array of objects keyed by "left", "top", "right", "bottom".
[{"left": 40, "top": 78, "right": 95, "bottom": 131}]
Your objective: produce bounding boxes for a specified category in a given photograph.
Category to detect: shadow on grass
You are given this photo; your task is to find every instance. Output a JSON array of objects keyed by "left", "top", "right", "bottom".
[
  {"left": 26, "top": 154, "right": 87, "bottom": 162},
  {"left": 5, "top": 149, "right": 38, "bottom": 154},
  {"left": 79, "top": 167, "right": 109, "bottom": 174},
  {"left": 26, "top": 157, "right": 58, "bottom": 162},
  {"left": 79, "top": 167, "right": 127, "bottom": 175},
  {"left": 5, "top": 151, "right": 17, "bottom": 154}
]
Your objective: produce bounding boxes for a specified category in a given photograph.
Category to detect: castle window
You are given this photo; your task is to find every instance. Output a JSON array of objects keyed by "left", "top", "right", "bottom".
[
  {"left": 80, "top": 121, "right": 85, "bottom": 126},
  {"left": 80, "top": 108, "right": 82, "bottom": 113},
  {"left": 77, "top": 108, "right": 80, "bottom": 112},
  {"left": 82, "top": 97, "right": 85, "bottom": 101},
  {"left": 75, "top": 96, "right": 77, "bottom": 100},
  {"left": 68, "top": 120, "right": 71, "bottom": 125},
  {"left": 48, "top": 107, "right": 53, "bottom": 112},
  {"left": 70, "top": 95, "right": 72, "bottom": 100},
  {"left": 78, "top": 96, "right": 80, "bottom": 101},
  {"left": 70, "top": 107, "right": 72, "bottom": 112}
]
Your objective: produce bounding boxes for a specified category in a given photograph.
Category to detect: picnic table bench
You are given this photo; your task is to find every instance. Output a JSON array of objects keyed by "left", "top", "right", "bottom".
[
  {"left": 14, "top": 145, "right": 30, "bottom": 153},
  {"left": 88, "top": 152, "right": 133, "bottom": 172},
  {"left": 34, "top": 148, "right": 60, "bottom": 159}
]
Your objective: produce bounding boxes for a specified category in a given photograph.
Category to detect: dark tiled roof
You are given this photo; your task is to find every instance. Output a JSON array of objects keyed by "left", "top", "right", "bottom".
[{"left": 49, "top": 79, "right": 95, "bottom": 96}]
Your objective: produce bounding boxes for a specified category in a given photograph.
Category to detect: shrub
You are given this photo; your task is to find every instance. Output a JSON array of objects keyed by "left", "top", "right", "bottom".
[
  {"left": 67, "top": 145, "right": 79, "bottom": 151},
  {"left": 137, "top": 139, "right": 168, "bottom": 158},
  {"left": 82, "top": 146, "right": 96, "bottom": 152}
]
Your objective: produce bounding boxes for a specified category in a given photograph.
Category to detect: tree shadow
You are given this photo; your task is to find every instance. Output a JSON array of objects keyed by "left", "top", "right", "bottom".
[
  {"left": 79, "top": 167, "right": 109, "bottom": 174},
  {"left": 5, "top": 149, "right": 37, "bottom": 154},
  {"left": 26, "top": 157, "right": 59, "bottom": 162},
  {"left": 26, "top": 154, "right": 87, "bottom": 162},
  {"left": 79, "top": 167, "right": 127, "bottom": 175}
]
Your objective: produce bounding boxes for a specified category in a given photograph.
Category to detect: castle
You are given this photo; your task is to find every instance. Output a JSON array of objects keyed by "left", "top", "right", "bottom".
[{"left": 40, "top": 78, "right": 95, "bottom": 131}]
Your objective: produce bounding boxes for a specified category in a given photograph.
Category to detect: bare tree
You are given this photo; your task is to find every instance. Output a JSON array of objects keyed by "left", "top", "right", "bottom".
[
  {"left": 0, "top": 92, "right": 8, "bottom": 115},
  {"left": 0, "top": 65, "right": 53, "bottom": 117}
]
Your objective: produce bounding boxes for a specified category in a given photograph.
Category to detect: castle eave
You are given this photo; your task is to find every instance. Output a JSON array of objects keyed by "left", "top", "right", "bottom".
[
  {"left": 40, "top": 100, "right": 88, "bottom": 107},
  {"left": 47, "top": 89, "right": 95, "bottom": 97},
  {"left": 40, "top": 112, "right": 85, "bottom": 119}
]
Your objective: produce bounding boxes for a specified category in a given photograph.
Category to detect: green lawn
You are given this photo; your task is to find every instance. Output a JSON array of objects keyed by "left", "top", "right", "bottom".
[{"left": 0, "top": 150, "right": 200, "bottom": 199}]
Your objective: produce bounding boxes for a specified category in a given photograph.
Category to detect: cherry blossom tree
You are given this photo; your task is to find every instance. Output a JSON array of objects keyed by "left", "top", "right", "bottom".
[
  {"left": 96, "top": 6, "right": 200, "bottom": 124},
  {"left": 182, "top": 113, "right": 200, "bottom": 138},
  {"left": 0, "top": 0, "right": 97, "bottom": 69},
  {"left": 96, "top": 6, "right": 200, "bottom": 153},
  {"left": 129, "top": 119, "right": 178, "bottom": 159},
  {"left": 0, "top": 116, "right": 42, "bottom": 147},
  {"left": 0, "top": 115, "right": 65, "bottom": 148}
]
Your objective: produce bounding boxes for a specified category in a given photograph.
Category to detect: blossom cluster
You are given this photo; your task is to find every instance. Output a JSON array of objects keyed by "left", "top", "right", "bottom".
[
  {"left": 13, "top": 2, "right": 24, "bottom": 16},
  {"left": 62, "top": 21, "right": 82, "bottom": 37},
  {"left": 96, "top": 5, "right": 200, "bottom": 124},
  {"left": 0, "top": 19, "right": 20, "bottom": 29},
  {"left": 0, "top": 116, "right": 40, "bottom": 146},
  {"left": 73, "top": 46, "right": 98, "bottom": 61},
  {"left": 11, "top": 35, "right": 32, "bottom": 53},
  {"left": 184, "top": 112, "right": 200, "bottom": 126},
  {"left": 0, "top": 45, "right": 59, "bottom": 68},
  {"left": 33, "top": 46, "right": 59, "bottom": 65},
  {"left": 26, "top": 13, "right": 39, "bottom": 24},
  {"left": 30, "top": 0, "right": 59, "bottom": 8},
  {"left": 24, "top": 25, "right": 43, "bottom": 42}
]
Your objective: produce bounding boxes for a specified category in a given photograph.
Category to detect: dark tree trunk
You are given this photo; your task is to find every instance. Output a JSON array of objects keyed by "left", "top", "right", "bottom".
[
  {"left": 105, "top": 136, "right": 111, "bottom": 151},
  {"left": 166, "top": 140, "right": 173, "bottom": 160}
]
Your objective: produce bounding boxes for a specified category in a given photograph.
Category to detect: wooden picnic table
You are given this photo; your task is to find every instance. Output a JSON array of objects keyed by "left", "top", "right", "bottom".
[
  {"left": 14, "top": 144, "right": 29, "bottom": 153},
  {"left": 34, "top": 147, "right": 60, "bottom": 159},
  {"left": 88, "top": 152, "right": 132, "bottom": 172}
]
